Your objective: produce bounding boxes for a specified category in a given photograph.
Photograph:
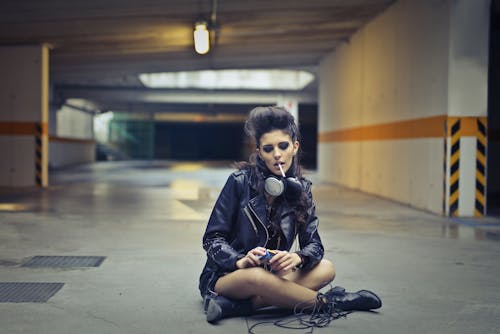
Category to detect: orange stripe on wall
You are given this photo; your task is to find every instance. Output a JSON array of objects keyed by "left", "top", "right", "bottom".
[
  {"left": 49, "top": 136, "right": 96, "bottom": 144},
  {"left": 0, "top": 122, "right": 48, "bottom": 136},
  {"left": 318, "top": 115, "right": 485, "bottom": 142}
]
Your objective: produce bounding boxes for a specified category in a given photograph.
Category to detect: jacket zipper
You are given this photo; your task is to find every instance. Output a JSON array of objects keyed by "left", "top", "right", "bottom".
[
  {"left": 243, "top": 207, "right": 258, "bottom": 235},
  {"left": 247, "top": 203, "right": 269, "bottom": 247}
]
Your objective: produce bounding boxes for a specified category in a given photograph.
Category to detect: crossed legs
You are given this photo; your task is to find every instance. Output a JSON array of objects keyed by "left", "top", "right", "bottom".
[{"left": 214, "top": 259, "right": 335, "bottom": 310}]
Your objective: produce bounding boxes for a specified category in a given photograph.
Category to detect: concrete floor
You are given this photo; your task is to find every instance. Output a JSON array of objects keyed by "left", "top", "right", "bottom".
[{"left": 1, "top": 160, "right": 500, "bottom": 334}]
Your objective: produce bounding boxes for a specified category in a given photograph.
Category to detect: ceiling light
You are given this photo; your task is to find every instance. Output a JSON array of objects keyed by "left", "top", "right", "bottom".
[
  {"left": 139, "top": 69, "right": 315, "bottom": 90},
  {"left": 194, "top": 21, "right": 210, "bottom": 55}
]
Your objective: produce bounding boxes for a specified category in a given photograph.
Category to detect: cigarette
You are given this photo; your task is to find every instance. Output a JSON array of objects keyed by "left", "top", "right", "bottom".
[{"left": 278, "top": 163, "right": 286, "bottom": 177}]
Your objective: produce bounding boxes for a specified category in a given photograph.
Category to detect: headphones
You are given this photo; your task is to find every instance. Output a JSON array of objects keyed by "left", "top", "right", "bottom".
[
  {"left": 264, "top": 175, "right": 303, "bottom": 200},
  {"left": 255, "top": 140, "right": 303, "bottom": 199}
]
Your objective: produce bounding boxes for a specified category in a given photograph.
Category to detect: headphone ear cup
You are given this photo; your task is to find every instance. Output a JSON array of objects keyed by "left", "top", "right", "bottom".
[
  {"left": 264, "top": 176, "right": 285, "bottom": 197},
  {"left": 284, "top": 177, "right": 303, "bottom": 200}
]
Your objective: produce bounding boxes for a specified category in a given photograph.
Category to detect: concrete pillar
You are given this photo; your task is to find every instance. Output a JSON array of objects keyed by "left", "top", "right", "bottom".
[
  {"left": 0, "top": 45, "right": 50, "bottom": 187},
  {"left": 445, "top": 0, "right": 490, "bottom": 216}
]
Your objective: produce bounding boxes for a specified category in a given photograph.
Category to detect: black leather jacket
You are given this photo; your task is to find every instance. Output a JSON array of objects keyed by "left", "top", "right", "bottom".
[{"left": 199, "top": 167, "right": 324, "bottom": 296}]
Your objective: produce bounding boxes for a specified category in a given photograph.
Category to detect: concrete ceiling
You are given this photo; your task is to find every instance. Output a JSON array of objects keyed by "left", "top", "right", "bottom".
[{"left": 0, "top": 0, "right": 395, "bottom": 113}]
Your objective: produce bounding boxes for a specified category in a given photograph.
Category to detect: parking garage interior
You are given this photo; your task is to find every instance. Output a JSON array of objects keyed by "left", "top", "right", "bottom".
[{"left": 1, "top": 1, "right": 500, "bottom": 333}]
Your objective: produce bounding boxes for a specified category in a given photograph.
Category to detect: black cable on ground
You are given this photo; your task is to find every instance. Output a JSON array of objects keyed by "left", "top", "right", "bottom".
[{"left": 245, "top": 300, "right": 351, "bottom": 334}]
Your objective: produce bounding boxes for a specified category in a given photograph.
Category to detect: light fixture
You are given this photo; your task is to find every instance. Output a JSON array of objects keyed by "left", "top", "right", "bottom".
[
  {"left": 139, "top": 69, "right": 315, "bottom": 90},
  {"left": 194, "top": 21, "right": 210, "bottom": 55}
]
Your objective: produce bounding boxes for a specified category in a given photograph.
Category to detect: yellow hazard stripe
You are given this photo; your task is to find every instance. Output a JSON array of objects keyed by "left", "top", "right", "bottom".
[{"left": 474, "top": 118, "right": 487, "bottom": 217}]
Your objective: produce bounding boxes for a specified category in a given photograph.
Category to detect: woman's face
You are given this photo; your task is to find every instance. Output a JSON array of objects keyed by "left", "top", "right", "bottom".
[{"left": 257, "top": 129, "right": 299, "bottom": 176}]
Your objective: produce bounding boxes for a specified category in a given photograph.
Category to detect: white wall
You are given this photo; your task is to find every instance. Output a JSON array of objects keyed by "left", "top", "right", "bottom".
[
  {"left": 318, "top": 0, "right": 490, "bottom": 215},
  {"left": 0, "top": 137, "right": 36, "bottom": 187},
  {"left": 448, "top": 0, "right": 490, "bottom": 118},
  {"left": 49, "top": 140, "right": 95, "bottom": 169},
  {"left": 49, "top": 105, "right": 95, "bottom": 168},
  {"left": 56, "top": 105, "right": 94, "bottom": 139},
  {"left": 319, "top": 0, "right": 451, "bottom": 129}
]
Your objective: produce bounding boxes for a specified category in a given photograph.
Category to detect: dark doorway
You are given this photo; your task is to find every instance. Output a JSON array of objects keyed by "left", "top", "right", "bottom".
[
  {"left": 299, "top": 104, "right": 318, "bottom": 170},
  {"left": 155, "top": 122, "right": 245, "bottom": 161}
]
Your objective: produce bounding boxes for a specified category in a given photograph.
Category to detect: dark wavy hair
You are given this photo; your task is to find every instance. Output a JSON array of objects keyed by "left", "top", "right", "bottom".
[
  {"left": 235, "top": 106, "right": 311, "bottom": 226},
  {"left": 244, "top": 106, "right": 300, "bottom": 147}
]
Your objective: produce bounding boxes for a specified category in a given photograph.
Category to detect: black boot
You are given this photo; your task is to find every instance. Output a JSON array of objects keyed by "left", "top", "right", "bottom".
[
  {"left": 204, "top": 294, "right": 253, "bottom": 323},
  {"left": 322, "top": 286, "right": 382, "bottom": 311}
]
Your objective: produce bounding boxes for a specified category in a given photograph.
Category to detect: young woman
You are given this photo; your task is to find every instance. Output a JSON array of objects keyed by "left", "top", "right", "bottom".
[{"left": 199, "top": 106, "right": 381, "bottom": 323}]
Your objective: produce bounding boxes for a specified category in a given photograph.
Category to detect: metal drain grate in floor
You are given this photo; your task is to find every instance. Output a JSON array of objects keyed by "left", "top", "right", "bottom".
[
  {"left": 0, "top": 282, "right": 64, "bottom": 303},
  {"left": 22, "top": 256, "right": 106, "bottom": 268}
]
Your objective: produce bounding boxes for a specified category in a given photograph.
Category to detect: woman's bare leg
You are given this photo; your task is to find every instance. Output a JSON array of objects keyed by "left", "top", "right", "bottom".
[
  {"left": 285, "top": 259, "right": 336, "bottom": 290},
  {"left": 215, "top": 267, "right": 317, "bottom": 309},
  {"left": 214, "top": 259, "right": 335, "bottom": 310},
  {"left": 251, "top": 259, "right": 335, "bottom": 308}
]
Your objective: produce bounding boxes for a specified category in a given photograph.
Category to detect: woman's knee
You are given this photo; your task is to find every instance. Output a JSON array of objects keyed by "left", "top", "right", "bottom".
[
  {"left": 316, "top": 259, "right": 336, "bottom": 283},
  {"left": 221, "top": 267, "right": 273, "bottom": 288},
  {"left": 315, "top": 259, "right": 335, "bottom": 286},
  {"left": 214, "top": 267, "right": 271, "bottom": 297},
  {"left": 245, "top": 267, "right": 275, "bottom": 288}
]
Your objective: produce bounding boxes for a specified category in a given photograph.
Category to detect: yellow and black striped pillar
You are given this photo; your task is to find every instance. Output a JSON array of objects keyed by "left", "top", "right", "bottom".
[
  {"left": 35, "top": 123, "right": 43, "bottom": 187},
  {"left": 475, "top": 118, "right": 487, "bottom": 217},
  {"left": 442, "top": 119, "right": 447, "bottom": 216},
  {"left": 449, "top": 119, "right": 461, "bottom": 216}
]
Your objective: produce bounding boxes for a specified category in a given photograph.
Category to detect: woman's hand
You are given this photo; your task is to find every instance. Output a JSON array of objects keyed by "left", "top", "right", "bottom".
[
  {"left": 236, "top": 247, "right": 267, "bottom": 269},
  {"left": 269, "top": 251, "right": 302, "bottom": 276}
]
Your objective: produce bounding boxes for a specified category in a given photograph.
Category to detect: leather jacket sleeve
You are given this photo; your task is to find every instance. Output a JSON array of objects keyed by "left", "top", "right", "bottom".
[
  {"left": 295, "top": 182, "right": 324, "bottom": 271},
  {"left": 202, "top": 172, "right": 244, "bottom": 272}
]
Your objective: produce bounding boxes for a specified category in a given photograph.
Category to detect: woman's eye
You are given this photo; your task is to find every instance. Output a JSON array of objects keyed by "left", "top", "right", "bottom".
[
  {"left": 262, "top": 146, "right": 273, "bottom": 153},
  {"left": 278, "top": 142, "right": 290, "bottom": 150}
]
